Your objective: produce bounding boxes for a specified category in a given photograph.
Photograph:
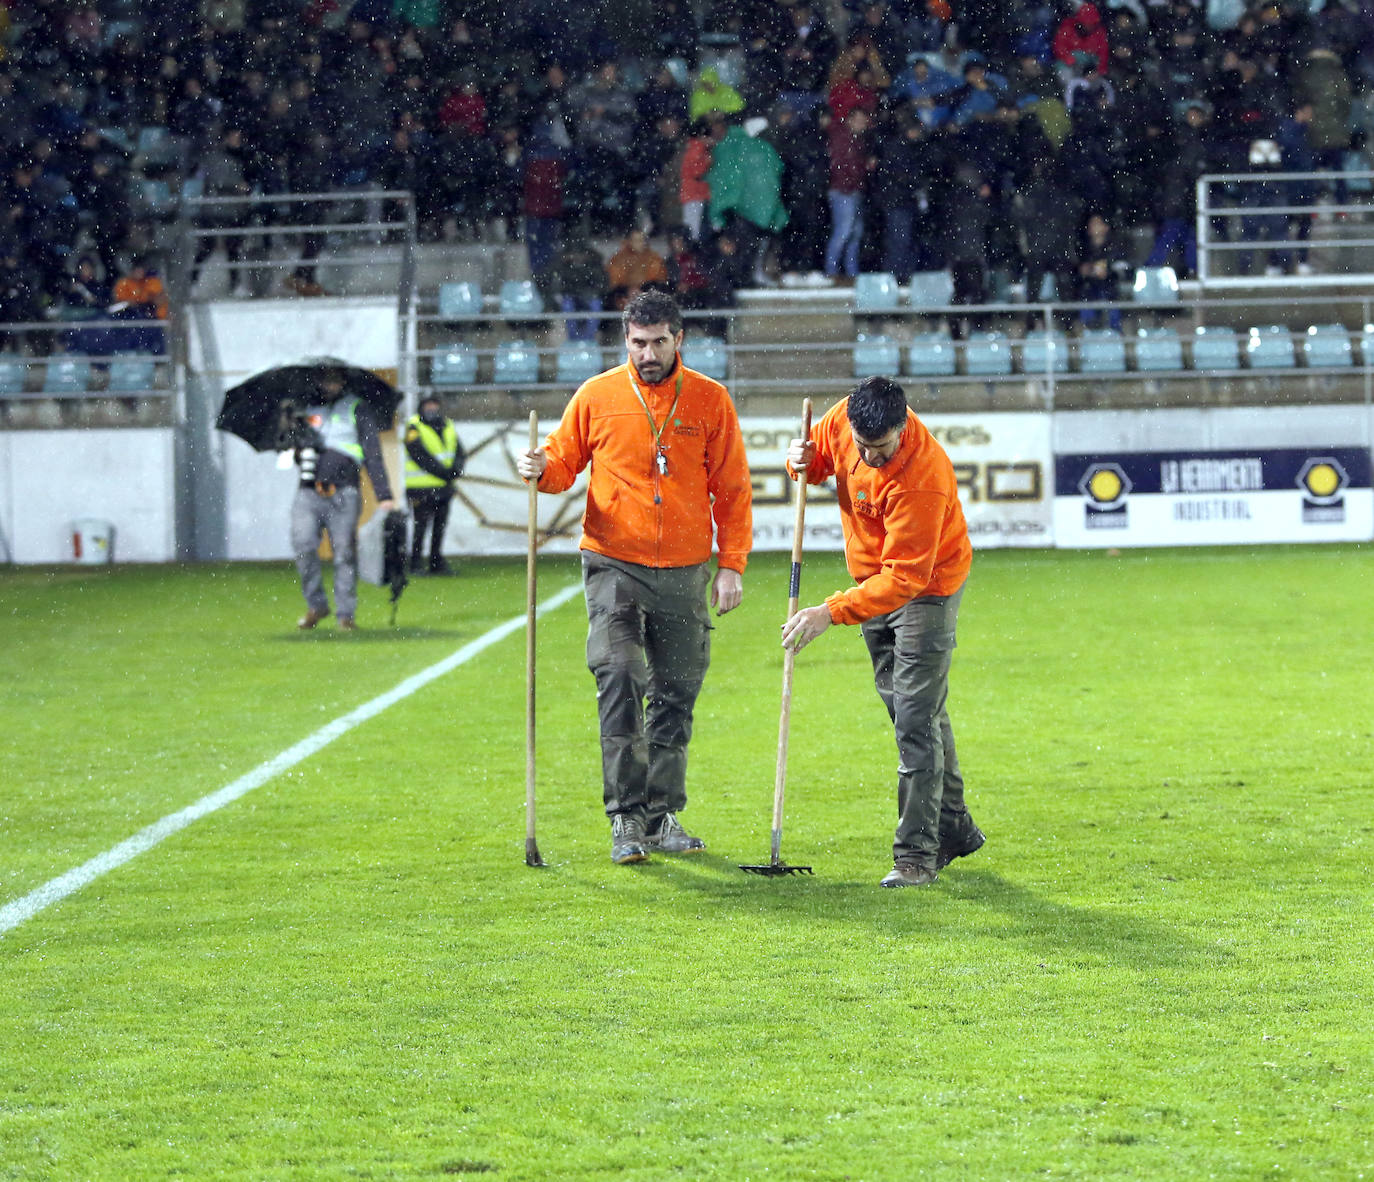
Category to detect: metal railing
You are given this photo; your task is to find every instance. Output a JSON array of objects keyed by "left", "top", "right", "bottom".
[{"left": 1196, "top": 170, "right": 1374, "bottom": 286}]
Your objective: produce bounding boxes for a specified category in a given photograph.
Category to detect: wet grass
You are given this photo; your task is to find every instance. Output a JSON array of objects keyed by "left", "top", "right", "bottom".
[{"left": 2, "top": 546, "right": 1372, "bottom": 1180}]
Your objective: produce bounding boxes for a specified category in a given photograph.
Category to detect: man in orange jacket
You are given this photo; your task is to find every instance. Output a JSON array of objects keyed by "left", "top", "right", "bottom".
[
  {"left": 517, "top": 290, "right": 753, "bottom": 865},
  {"left": 783, "top": 375, "right": 984, "bottom": 887}
]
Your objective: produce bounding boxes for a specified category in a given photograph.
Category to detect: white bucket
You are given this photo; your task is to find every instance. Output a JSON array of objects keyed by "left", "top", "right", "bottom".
[{"left": 72, "top": 519, "right": 114, "bottom": 564}]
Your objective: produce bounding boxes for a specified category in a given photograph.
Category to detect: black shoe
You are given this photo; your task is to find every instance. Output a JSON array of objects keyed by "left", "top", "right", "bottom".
[
  {"left": 644, "top": 812, "right": 705, "bottom": 853},
  {"left": 936, "top": 824, "right": 986, "bottom": 871},
  {"left": 428, "top": 557, "right": 455, "bottom": 576},
  {"left": 610, "top": 814, "right": 648, "bottom": 864},
  {"left": 880, "top": 860, "right": 938, "bottom": 888},
  {"left": 409, "top": 556, "right": 425, "bottom": 574}
]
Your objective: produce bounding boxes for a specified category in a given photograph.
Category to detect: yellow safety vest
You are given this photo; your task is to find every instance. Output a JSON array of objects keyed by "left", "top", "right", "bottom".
[{"left": 404, "top": 415, "right": 459, "bottom": 489}]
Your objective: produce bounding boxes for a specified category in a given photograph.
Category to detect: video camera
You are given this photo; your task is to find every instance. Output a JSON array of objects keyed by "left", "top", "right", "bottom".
[{"left": 275, "top": 402, "right": 323, "bottom": 485}]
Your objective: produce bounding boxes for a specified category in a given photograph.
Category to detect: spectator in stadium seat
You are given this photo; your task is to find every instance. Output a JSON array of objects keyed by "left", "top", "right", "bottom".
[
  {"left": 688, "top": 66, "right": 745, "bottom": 123},
  {"left": 942, "top": 163, "right": 993, "bottom": 335},
  {"left": 548, "top": 232, "right": 609, "bottom": 341},
  {"left": 191, "top": 125, "right": 253, "bottom": 297},
  {"left": 707, "top": 116, "right": 789, "bottom": 285},
  {"left": 824, "top": 106, "right": 874, "bottom": 281},
  {"left": 872, "top": 112, "right": 945, "bottom": 283},
  {"left": 606, "top": 228, "right": 669, "bottom": 310},
  {"left": 1076, "top": 213, "right": 1126, "bottom": 327},
  {"left": 521, "top": 124, "right": 567, "bottom": 286},
  {"left": 1, "top": 240, "right": 45, "bottom": 345},
  {"left": 1054, "top": 2, "right": 1109, "bottom": 77},
  {"left": 678, "top": 117, "right": 718, "bottom": 242},
  {"left": 765, "top": 103, "right": 829, "bottom": 278},
  {"left": 1015, "top": 156, "right": 1083, "bottom": 317},
  {"left": 826, "top": 41, "right": 889, "bottom": 121}
]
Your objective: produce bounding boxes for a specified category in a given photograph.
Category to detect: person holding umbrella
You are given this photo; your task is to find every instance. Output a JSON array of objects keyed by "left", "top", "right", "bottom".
[
  {"left": 781, "top": 376, "right": 984, "bottom": 887},
  {"left": 516, "top": 290, "right": 753, "bottom": 865},
  {"left": 290, "top": 367, "right": 396, "bottom": 631},
  {"left": 403, "top": 395, "right": 465, "bottom": 576}
]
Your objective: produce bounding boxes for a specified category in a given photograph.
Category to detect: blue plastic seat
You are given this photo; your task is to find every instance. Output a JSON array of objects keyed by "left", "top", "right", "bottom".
[
  {"left": 854, "top": 272, "right": 900, "bottom": 313},
  {"left": 43, "top": 357, "right": 93, "bottom": 394},
  {"left": 438, "top": 281, "right": 482, "bottom": 319},
  {"left": 1131, "top": 266, "right": 1180, "bottom": 304},
  {"left": 429, "top": 344, "right": 478, "bottom": 387},
  {"left": 1301, "top": 324, "right": 1353, "bottom": 368},
  {"left": 0, "top": 355, "right": 26, "bottom": 395},
  {"left": 498, "top": 280, "right": 543, "bottom": 320},
  {"left": 1134, "top": 327, "right": 1184, "bottom": 371},
  {"left": 1246, "top": 325, "right": 1296, "bottom": 369},
  {"left": 906, "top": 270, "right": 955, "bottom": 309},
  {"left": 963, "top": 331, "right": 1012, "bottom": 375},
  {"left": 107, "top": 355, "right": 158, "bottom": 392},
  {"left": 1021, "top": 329, "right": 1068, "bottom": 374},
  {"left": 556, "top": 342, "right": 602, "bottom": 385},
  {"left": 904, "top": 332, "right": 957, "bottom": 377},
  {"left": 852, "top": 332, "right": 901, "bottom": 379},
  {"left": 681, "top": 336, "right": 728, "bottom": 380},
  {"left": 1191, "top": 326, "right": 1240, "bottom": 370},
  {"left": 1078, "top": 329, "right": 1127, "bottom": 373},
  {"left": 493, "top": 339, "right": 541, "bottom": 385}
]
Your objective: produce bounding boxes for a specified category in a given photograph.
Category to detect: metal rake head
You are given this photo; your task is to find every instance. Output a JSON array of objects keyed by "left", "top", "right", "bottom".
[{"left": 739, "top": 862, "right": 813, "bottom": 877}]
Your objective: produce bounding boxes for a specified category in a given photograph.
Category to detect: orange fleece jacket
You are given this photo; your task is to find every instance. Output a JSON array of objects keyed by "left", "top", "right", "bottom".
[
  {"left": 796, "top": 398, "right": 970, "bottom": 624},
  {"left": 537, "top": 356, "right": 753, "bottom": 571}
]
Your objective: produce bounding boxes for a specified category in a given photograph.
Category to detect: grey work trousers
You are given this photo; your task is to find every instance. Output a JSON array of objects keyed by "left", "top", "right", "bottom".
[
  {"left": 582, "top": 552, "right": 711, "bottom": 824},
  {"left": 861, "top": 586, "right": 975, "bottom": 867},
  {"left": 291, "top": 484, "right": 360, "bottom": 619}
]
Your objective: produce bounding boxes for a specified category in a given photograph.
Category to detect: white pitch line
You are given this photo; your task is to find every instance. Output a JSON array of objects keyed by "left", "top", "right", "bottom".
[{"left": 0, "top": 582, "right": 584, "bottom": 938}]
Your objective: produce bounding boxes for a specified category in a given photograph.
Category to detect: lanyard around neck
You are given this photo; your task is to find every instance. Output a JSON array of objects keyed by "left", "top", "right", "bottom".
[{"left": 625, "top": 366, "right": 684, "bottom": 451}]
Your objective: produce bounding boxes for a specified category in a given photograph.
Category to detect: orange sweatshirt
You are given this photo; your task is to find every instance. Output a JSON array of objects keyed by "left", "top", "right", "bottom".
[
  {"left": 537, "top": 356, "right": 753, "bottom": 571},
  {"left": 797, "top": 399, "right": 970, "bottom": 624}
]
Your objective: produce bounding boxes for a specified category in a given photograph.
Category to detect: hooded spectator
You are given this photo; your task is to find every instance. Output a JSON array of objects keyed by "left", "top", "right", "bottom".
[{"left": 1054, "top": 3, "right": 1110, "bottom": 77}]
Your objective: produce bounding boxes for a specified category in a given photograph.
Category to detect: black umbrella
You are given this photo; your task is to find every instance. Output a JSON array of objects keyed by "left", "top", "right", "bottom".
[
  {"left": 358, "top": 507, "right": 412, "bottom": 625},
  {"left": 216, "top": 357, "right": 402, "bottom": 451}
]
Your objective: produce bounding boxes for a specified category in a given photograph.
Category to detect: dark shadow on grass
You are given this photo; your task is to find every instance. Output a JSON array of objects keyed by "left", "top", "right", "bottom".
[
  {"left": 274, "top": 627, "right": 467, "bottom": 643},
  {"left": 629, "top": 856, "right": 1219, "bottom": 972}
]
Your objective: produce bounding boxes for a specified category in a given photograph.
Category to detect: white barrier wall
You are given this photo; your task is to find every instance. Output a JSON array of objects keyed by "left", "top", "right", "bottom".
[
  {"left": 0, "top": 429, "right": 177, "bottom": 563},
  {"left": 185, "top": 295, "right": 401, "bottom": 560}
]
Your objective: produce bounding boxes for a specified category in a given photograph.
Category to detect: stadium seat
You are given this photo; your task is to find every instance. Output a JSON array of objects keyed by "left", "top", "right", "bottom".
[
  {"left": 1021, "top": 328, "right": 1068, "bottom": 374},
  {"left": 43, "top": 357, "right": 93, "bottom": 394},
  {"left": 107, "top": 355, "right": 158, "bottom": 392},
  {"left": 555, "top": 342, "right": 602, "bottom": 386},
  {"left": 904, "top": 332, "right": 957, "bottom": 377},
  {"left": 1134, "top": 327, "right": 1184, "bottom": 371},
  {"left": 1131, "top": 266, "right": 1180, "bottom": 304},
  {"left": 854, "top": 272, "right": 900, "bottom": 313},
  {"left": 1078, "top": 329, "right": 1127, "bottom": 373},
  {"left": 682, "top": 336, "right": 728, "bottom": 380},
  {"left": 429, "top": 345, "right": 478, "bottom": 387},
  {"left": 493, "top": 340, "right": 541, "bottom": 385},
  {"left": 853, "top": 332, "right": 901, "bottom": 379},
  {"left": 906, "top": 270, "right": 955, "bottom": 309},
  {"left": 438, "top": 281, "right": 482, "bottom": 320},
  {"left": 1191, "top": 326, "right": 1240, "bottom": 370},
  {"left": 963, "top": 331, "right": 1012, "bottom": 375},
  {"left": 1246, "top": 325, "right": 1296, "bottom": 369},
  {"left": 1301, "top": 324, "right": 1353, "bottom": 368},
  {"left": 0, "top": 355, "right": 26, "bottom": 395},
  {"left": 498, "top": 280, "right": 543, "bottom": 320},
  {"left": 136, "top": 124, "right": 179, "bottom": 170}
]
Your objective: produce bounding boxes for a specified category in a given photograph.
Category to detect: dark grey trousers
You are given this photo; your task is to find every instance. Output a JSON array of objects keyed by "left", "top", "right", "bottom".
[
  {"left": 582, "top": 553, "right": 711, "bottom": 824},
  {"left": 861, "top": 586, "right": 976, "bottom": 867},
  {"left": 291, "top": 484, "right": 360, "bottom": 619}
]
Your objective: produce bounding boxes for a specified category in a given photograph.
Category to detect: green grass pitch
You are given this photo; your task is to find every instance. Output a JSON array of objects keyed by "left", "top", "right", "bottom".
[{"left": 2, "top": 546, "right": 1371, "bottom": 1180}]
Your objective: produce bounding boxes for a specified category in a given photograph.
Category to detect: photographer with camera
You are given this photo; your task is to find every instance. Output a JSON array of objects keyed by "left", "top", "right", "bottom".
[{"left": 290, "top": 368, "right": 396, "bottom": 631}]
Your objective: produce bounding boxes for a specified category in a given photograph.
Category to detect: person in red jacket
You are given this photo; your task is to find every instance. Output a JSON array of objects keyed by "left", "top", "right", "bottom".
[
  {"left": 517, "top": 290, "right": 753, "bottom": 866},
  {"left": 1053, "top": 2, "right": 1109, "bottom": 77},
  {"left": 783, "top": 375, "right": 984, "bottom": 887}
]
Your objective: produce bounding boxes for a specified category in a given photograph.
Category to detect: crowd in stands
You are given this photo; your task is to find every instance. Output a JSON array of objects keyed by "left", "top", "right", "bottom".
[{"left": 3, "top": 0, "right": 1374, "bottom": 356}]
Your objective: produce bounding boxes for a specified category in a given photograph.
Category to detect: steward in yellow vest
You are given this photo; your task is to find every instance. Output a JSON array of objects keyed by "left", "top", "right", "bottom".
[{"left": 403, "top": 397, "right": 465, "bottom": 575}]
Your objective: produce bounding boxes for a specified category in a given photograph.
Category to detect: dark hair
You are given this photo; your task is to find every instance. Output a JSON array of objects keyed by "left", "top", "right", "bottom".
[
  {"left": 622, "top": 289, "right": 683, "bottom": 336},
  {"left": 846, "top": 376, "right": 909, "bottom": 438}
]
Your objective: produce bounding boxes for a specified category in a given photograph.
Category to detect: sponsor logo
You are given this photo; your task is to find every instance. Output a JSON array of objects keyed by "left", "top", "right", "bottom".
[
  {"left": 1297, "top": 457, "right": 1348, "bottom": 523},
  {"left": 1077, "top": 462, "right": 1131, "bottom": 529}
]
